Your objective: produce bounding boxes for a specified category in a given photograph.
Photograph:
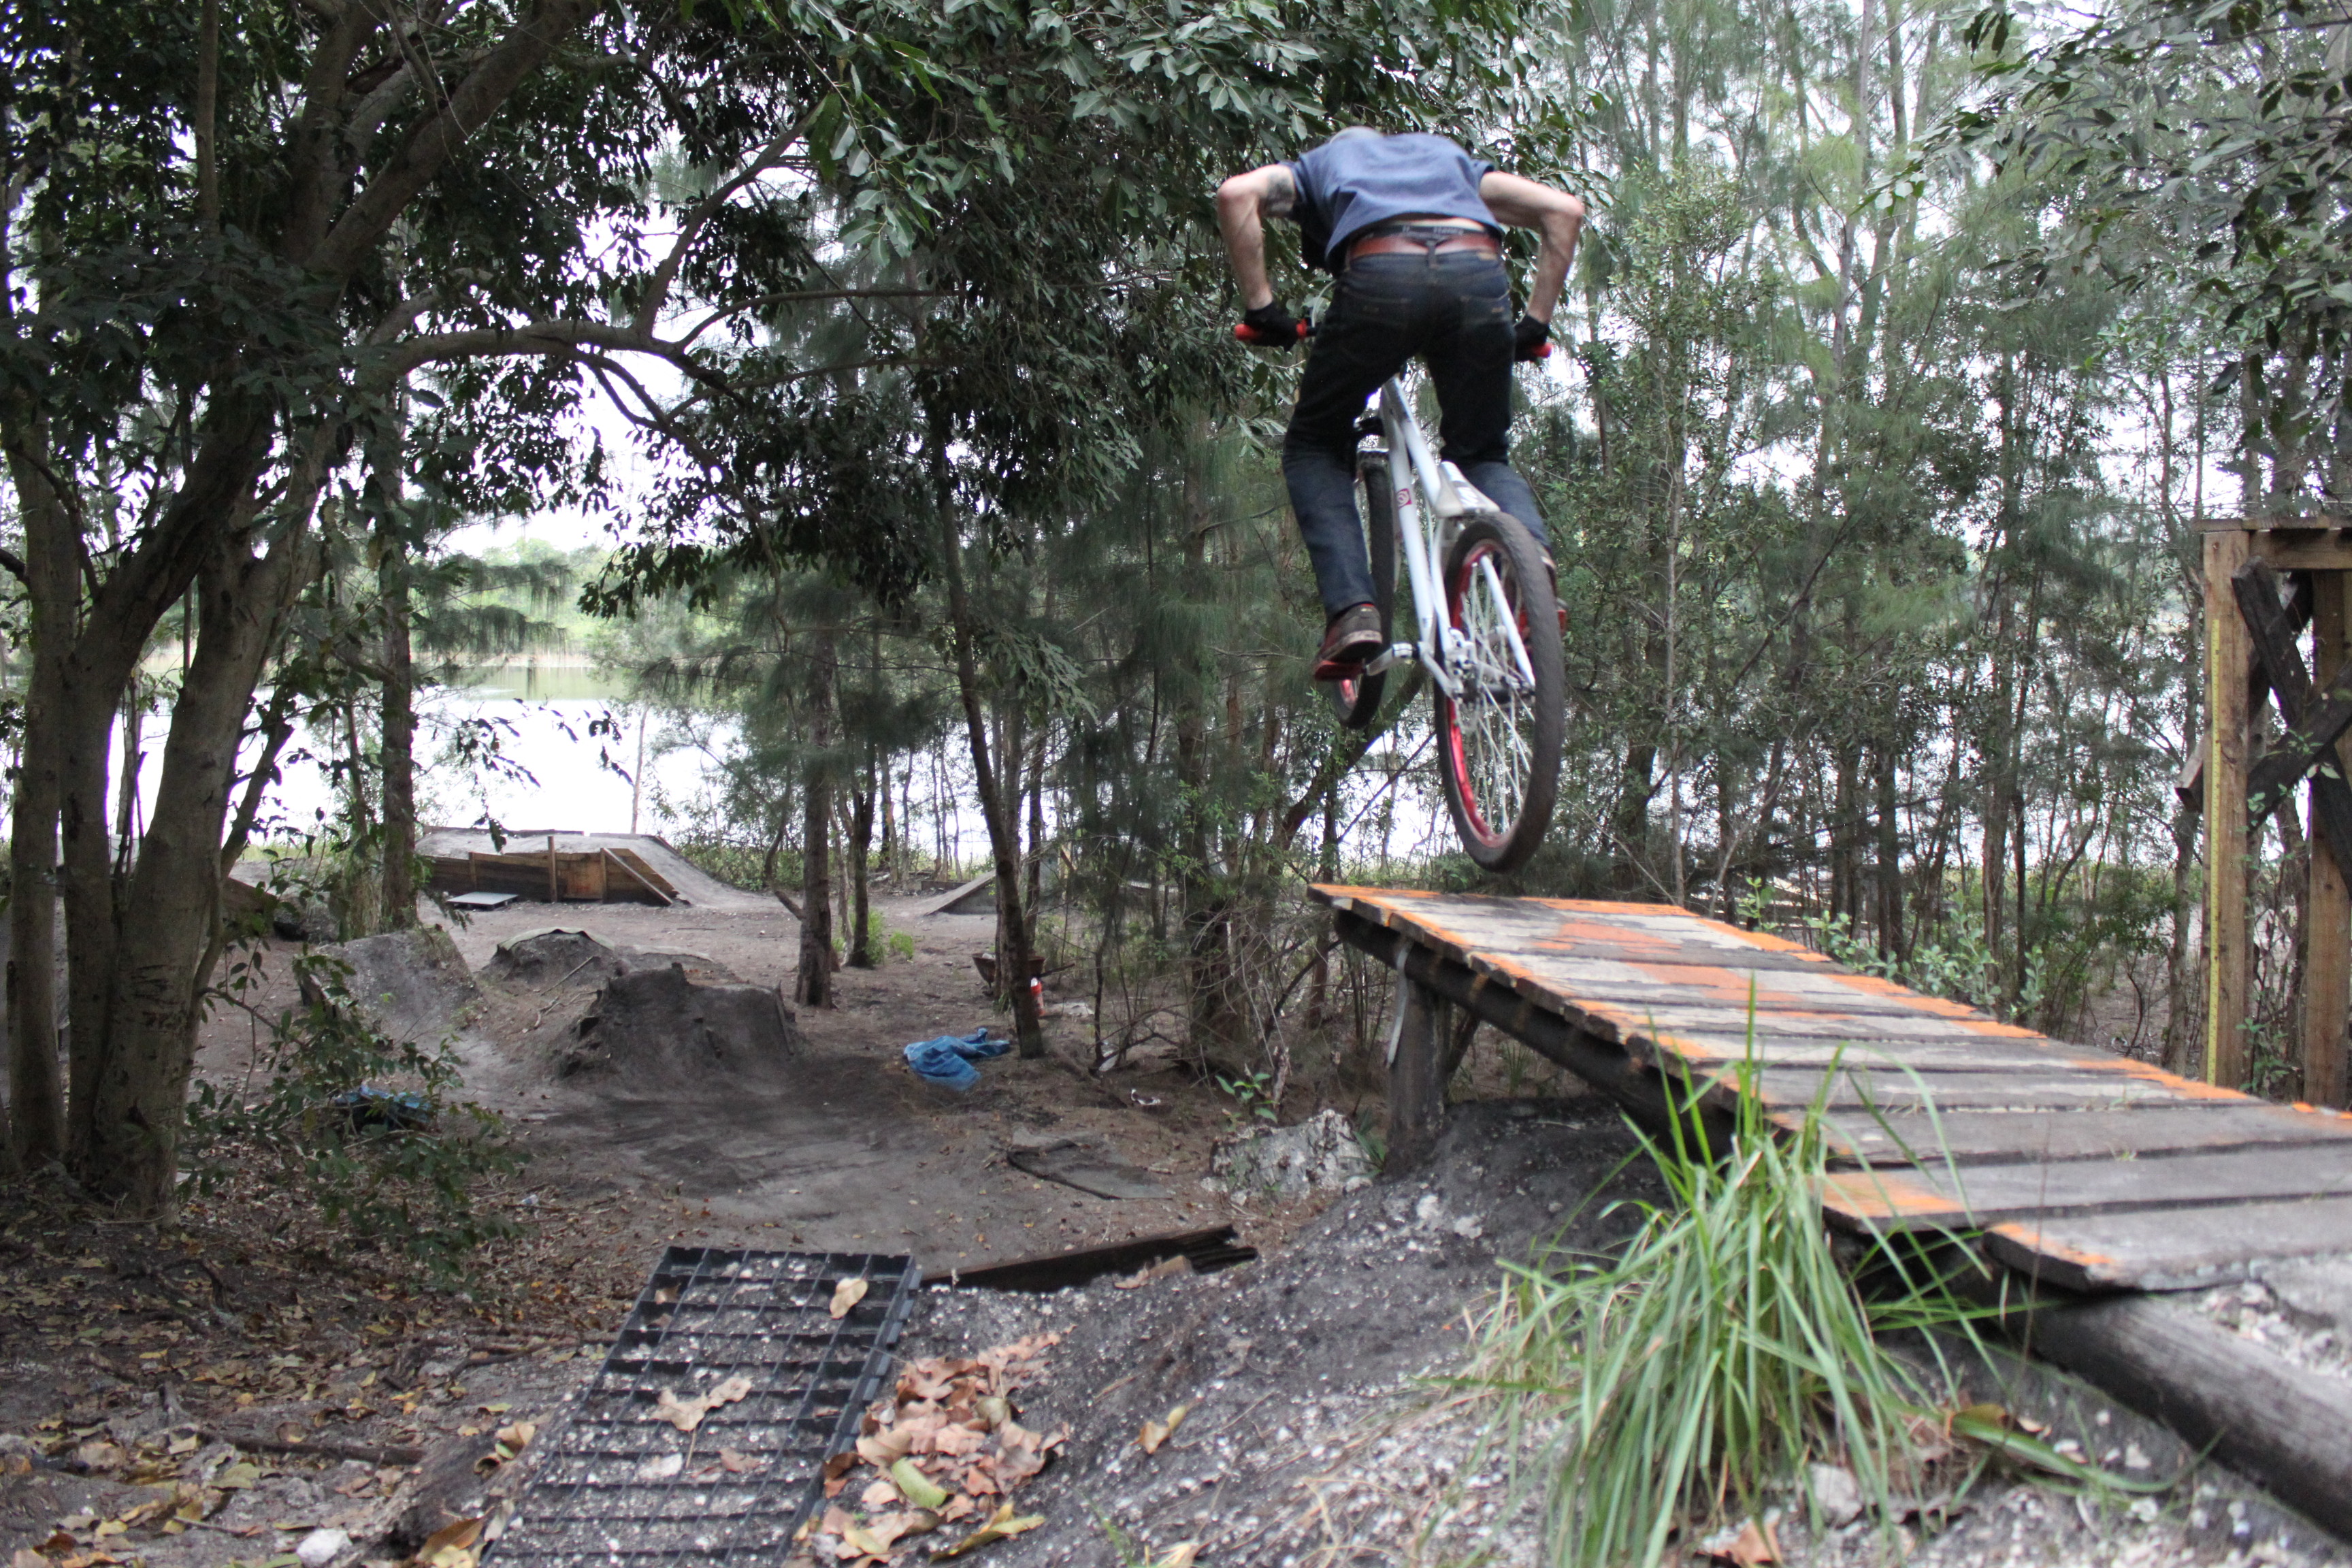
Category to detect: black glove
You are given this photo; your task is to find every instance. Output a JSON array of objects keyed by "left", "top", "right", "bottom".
[
  {"left": 1514, "top": 313, "right": 1553, "bottom": 362},
  {"left": 1237, "top": 300, "right": 1307, "bottom": 348}
]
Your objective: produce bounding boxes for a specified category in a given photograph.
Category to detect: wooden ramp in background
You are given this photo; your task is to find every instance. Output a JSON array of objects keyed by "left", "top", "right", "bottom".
[{"left": 1314, "top": 884, "right": 2352, "bottom": 1294}]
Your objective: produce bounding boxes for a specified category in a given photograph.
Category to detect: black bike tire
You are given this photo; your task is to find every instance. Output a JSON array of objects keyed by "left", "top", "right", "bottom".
[
  {"left": 1324, "top": 453, "right": 1399, "bottom": 731},
  {"left": 1435, "top": 513, "right": 1564, "bottom": 873}
]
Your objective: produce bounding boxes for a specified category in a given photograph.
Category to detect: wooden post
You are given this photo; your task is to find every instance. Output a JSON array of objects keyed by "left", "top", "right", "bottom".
[
  {"left": 2205, "top": 527, "right": 2253, "bottom": 1087},
  {"left": 1386, "top": 974, "right": 1447, "bottom": 1172},
  {"left": 547, "top": 833, "right": 559, "bottom": 903},
  {"left": 2310, "top": 573, "right": 2352, "bottom": 1108}
]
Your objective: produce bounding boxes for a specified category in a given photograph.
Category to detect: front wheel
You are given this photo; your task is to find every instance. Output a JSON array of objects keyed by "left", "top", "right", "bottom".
[{"left": 1435, "top": 514, "right": 1564, "bottom": 873}]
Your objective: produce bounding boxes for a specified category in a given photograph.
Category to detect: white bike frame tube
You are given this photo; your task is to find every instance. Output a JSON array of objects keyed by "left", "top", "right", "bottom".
[
  {"left": 1376, "top": 382, "right": 1452, "bottom": 697},
  {"left": 1373, "top": 376, "right": 1535, "bottom": 698}
]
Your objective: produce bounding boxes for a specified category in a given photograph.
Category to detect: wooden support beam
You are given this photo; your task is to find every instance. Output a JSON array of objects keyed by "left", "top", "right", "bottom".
[
  {"left": 1386, "top": 973, "right": 1447, "bottom": 1173},
  {"left": 1333, "top": 908, "right": 1707, "bottom": 1147},
  {"left": 2231, "top": 562, "right": 2352, "bottom": 863},
  {"left": 2206, "top": 528, "right": 2253, "bottom": 1087},
  {"left": 2017, "top": 1291, "right": 2352, "bottom": 1544},
  {"left": 2313, "top": 574, "right": 2352, "bottom": 1109},
  {"left": 2174, "top": 572, "right": 2312, "bottom": 810}
]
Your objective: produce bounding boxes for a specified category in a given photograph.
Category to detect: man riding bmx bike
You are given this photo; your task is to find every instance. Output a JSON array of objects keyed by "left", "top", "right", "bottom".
[{"left": 1215, "top": 127, "right": 1586, "bottom": 680}]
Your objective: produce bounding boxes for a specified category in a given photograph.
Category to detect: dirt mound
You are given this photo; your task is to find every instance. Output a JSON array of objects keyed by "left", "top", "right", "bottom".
[
  {"left": 552, "top": 964, "right": 804, "bottom": 1085},
  {"left": 489, "top": 928, "right": 741, "bottom": 991},
  {"left": 303, "top": 926, "right": 480, "bottom": 1047}
]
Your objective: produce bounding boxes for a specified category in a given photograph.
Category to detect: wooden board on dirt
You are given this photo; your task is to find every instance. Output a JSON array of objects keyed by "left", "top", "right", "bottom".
[
  {"left": 1816, "top": 1102, "right": 2352, "bottom": 1167},
  {"left": 1984, "top": 1196, "right": 2352, "bottom": 1290}
]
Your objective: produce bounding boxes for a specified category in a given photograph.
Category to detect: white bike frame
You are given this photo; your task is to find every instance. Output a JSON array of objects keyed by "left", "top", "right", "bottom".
[{"left": 1361, "top": 376, "right": 1539, "bottom": 703}]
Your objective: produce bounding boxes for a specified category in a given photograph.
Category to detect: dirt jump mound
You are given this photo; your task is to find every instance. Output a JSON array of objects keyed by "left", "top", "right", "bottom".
[
  {"left": 554, "top": 963, "right": 804, "bottom": 1088},
  {"left": 489, "top": 928, "right": 743, "bottom": 990}
]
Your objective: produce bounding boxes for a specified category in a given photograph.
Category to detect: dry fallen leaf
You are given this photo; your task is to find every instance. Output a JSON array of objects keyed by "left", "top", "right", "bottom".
[
  {"left": 1697, "top": 1518, "right": 1776, "bottom": 1566},
  {"left": 889, "top": 1456, "right": 949, "bottom": 1511},
  {"left": 651, "top": 1375, "right": 753, "bottom": 1432},
  {"left": 860, "top": 1477, "right": 902, "bottom": 1510},
  {"left": 1153, "top": 1546, "right": 1199, "bottom": 1568},
  {"left": 934, "top": 1501, "right": 1046, "bottom": 1559},
  {"left": 830, "top": 1277, "right": 870, "bottom": 1319},
  {"left": 414, "top": 1515, "right": 485, "bottom": 1568},
  {"left": 1139, "top": 1403, "right": 1190, "bottom": 1455},
  {"left": 840, "top": 1519, "right": 893, "bottom": 1559}
]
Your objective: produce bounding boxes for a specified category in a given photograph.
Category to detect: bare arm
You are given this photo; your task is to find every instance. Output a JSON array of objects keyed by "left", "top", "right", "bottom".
[
  {"left": 1214, "top": 164, "right": 1297, "bottom": 310},
  {"left": 1479, "top": 171, "right": 1586, "bottom": 325}
]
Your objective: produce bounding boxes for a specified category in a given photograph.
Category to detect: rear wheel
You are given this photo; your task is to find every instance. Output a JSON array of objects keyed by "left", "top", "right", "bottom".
[
  {"left": 1435, "top": 514, "right": 1564, "bottom": 872},
  {"left": 1324, "top": 454, "right": 1399, "bottom": 731}
]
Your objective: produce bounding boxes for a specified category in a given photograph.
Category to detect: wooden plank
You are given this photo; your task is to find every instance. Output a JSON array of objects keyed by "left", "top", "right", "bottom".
[
  {"left": 1984, "top": 1196, "right": 2352, "bottom": 1291},
  {"left": 2312, "top": 570, "right": 2352, "bottom": 1111},
  {"left": 1312, "top": 886, "right": 1842, "bottom": 973},
  {"left": 2251, "top": 534, "right": 2352, "bottom": 572},
  {"left": 2206, "top": 525, "right": 2253, "bottom": 1087},
  {"left": 1813, "top": 1102, "right": 2352, "bottom": 1166},
  {"left": 1743, "top": 1065, "right": 2214, "bottom": 1113},
  {"left": 1652, "top": 1032, "right": 2142, "bottom": 1074},
  {"left": 604, "top": 848, "right": 674, "bottom": 906},
  {"left": 1473, "top": 956, "right": 2000, "bottom": 1020},
  {"left": 1569, "top": 996, "right": 2040, "bottom": 1045},
  {"left": 1825, "top": 1140, "right": 2352, "bottom": 1230},
  {"left": 608, "top": 847, "right": 679, "bottom": 900}
]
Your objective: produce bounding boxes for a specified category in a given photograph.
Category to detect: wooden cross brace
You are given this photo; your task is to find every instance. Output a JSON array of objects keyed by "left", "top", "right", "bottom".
[{"left": 2232, "top": 560, "right": 2352, "bottom": 871}]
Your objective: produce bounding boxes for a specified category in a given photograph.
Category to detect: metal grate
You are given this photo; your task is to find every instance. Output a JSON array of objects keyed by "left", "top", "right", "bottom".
[{"left": 491, "top": 1248, "right": 917, "bottom": 1567}]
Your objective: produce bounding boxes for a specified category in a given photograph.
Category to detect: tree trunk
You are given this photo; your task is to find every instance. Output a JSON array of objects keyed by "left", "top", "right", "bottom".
[
  {"left": 795, "top": 625, "right": 838, "bottom": 1008},
  {"left": 932, "top": 414, "right": 1043, "bottom": 1058},
  {"left": 845, "top": 770, "right": 874, "bottom": 969},
  {"left": 76, "top": 525, "right": 317, "bottom": 1209},
  {"left": 374, "top": 422, "right": 416, "bottom": 930},
  {"left": 1874, "top": 740, "right": 1904, "bottom": 960},
  {"left": 4, "top": 439, "right": 73, "bottom": 1167},
  {"left": 1175, "top": 438, "right": 1241, "bottom": 1064}
]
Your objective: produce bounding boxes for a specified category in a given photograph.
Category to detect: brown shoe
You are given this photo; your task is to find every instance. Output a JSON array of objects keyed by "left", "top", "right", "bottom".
[{"left": 1313, "top": 603, "right": 1384, "bottom": 681}]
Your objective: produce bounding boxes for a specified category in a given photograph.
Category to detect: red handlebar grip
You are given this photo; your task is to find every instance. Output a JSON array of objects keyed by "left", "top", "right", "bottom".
[{"left": 1232, "top": 323, "right": 1254, "bottom": 342}]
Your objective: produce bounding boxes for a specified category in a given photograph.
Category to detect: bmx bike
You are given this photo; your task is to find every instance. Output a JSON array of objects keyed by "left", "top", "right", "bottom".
[{"left": 1322, "top": 376, "right": 1565, "bottom": 875}]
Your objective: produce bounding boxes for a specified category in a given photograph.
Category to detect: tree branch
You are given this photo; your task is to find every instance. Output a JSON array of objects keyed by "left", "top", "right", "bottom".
[{"left": 634, "top": 116, "right": 815, "bottom": 337}]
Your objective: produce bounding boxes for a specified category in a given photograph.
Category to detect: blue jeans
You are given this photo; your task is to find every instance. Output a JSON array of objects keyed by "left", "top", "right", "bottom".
[{"left": 1281, "top": 250, "right": 1543, "bottom": 617}]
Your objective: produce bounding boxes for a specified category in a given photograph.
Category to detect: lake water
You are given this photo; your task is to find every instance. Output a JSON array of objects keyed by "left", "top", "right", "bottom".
[{"left": 105, "top": 659, "right": 1456, "bottom": 872}]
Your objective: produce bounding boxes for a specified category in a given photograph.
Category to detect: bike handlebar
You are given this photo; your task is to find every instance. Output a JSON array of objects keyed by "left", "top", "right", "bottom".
[{"left": 1232, "top": 320, "right": 1311, "bottom": 346}]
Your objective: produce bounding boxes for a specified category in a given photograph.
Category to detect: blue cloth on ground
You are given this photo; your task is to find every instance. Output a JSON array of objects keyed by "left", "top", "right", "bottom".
[{"left": 903, "top": 1028, "right": 1012, "bottom": 1090}]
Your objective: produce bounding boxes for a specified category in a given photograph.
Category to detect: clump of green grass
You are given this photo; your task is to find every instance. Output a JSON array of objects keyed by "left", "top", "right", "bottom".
[{"left": 1467, "top": 1058, "right": 1987, "bottom": 1567}]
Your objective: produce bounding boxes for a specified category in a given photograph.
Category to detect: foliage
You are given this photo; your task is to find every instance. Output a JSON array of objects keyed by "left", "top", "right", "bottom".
[
  {"left": 1465, "top": 1068, "right": 1989, "bottom": 1567},
  {"left": 183, "top": 949, "right": 521, "bottom": 1279}
]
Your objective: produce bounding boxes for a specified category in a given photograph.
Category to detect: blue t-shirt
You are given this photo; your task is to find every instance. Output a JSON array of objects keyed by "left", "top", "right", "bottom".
[{"left": 1282, "top": 132, "right": 1500, "bottom": 272}]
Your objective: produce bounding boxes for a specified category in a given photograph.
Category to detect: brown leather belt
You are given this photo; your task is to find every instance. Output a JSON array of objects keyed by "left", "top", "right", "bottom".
[{"left": 1348, "top": 227, "right": 1499, "bottom": 263}]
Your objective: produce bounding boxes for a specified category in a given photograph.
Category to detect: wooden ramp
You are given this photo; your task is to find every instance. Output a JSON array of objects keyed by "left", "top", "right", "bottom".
[{"left": 1315, "top": 885, "right": 2352, "bottom": 1294}]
